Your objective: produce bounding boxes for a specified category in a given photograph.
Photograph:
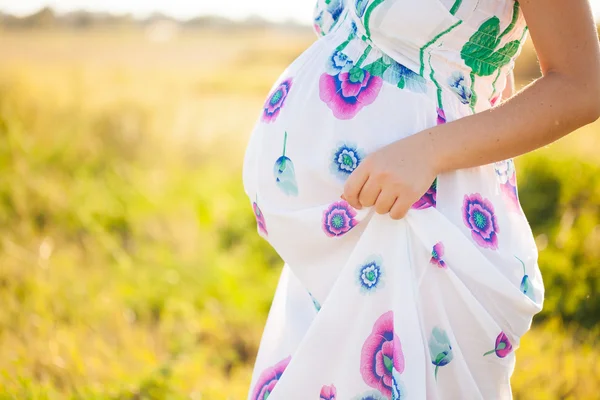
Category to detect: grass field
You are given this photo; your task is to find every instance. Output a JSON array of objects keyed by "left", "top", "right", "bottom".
[{"left": 0, "top": 27, "right": 599, "bottom": 399}]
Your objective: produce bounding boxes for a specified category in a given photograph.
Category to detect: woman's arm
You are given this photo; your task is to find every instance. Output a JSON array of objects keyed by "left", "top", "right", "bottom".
[
  {"left": 342, "top": 0, "right": 600, "bottom": 219},
  {"left": 427, "top": 0, "right": 600, "bottom": 173}
]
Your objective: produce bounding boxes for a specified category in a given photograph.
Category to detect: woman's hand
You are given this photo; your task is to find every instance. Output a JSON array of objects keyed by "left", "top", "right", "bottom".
[{"left": 341, "top": 133, "right": 439, "bottom": 220}]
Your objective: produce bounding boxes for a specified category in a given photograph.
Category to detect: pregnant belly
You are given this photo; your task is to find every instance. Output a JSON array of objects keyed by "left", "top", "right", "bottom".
[
  {"left": 241, "top": 38, "right": 449, "bottom": 300},
  {"left": 245, "top": 60, "right": 441, "bottom": 205}
]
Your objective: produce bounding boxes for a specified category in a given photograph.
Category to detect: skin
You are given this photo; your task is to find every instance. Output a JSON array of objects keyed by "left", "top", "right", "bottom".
[{"left": 342, "top": 0, "right": 600, "bottom": 219}]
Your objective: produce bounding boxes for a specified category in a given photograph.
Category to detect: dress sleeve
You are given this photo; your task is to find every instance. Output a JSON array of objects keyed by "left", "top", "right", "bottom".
[{"left": 312, "top": 0, "right": 346, "bottom": 37}]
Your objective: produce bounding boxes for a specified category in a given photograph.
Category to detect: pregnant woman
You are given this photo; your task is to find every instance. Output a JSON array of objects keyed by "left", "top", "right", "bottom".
[{"left": 242, "top": 0, "right": 600, "bottom": 398}]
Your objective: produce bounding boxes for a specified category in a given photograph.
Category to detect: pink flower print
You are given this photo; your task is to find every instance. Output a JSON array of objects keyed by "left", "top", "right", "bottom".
[
  {"left": 462, "top": 193, "right": 499, "bottom": 250},
  {"left": 253, "top": 202, "right": 268, "bottom": 236},
  {"left": 430, "top": 242, "right": 446, "bottom": 268},
  {"left": 483, "top": 332, "right": 513, "bottom": 358},
  {"left": 320, "top": 384, "right": 337, "bottom": 400},
  {"left": 322, "top": 200, "right": 358, "bottom": 237},
  {"left": 250, "top": 356, "right": 292, "bottom": 400},
  {"left": 319, "top": 67, "right": 383, "bottom": 120},
  {"left": 360, "top": 311, "right": 405, "bottom": 398},
  {"left": 436, "top": 107, "right": 446, "bottom": 125},
  {"left": 494, "top": 160, "right": 522, "bottom": 212},
  {"left": 500, "top": 182, "right": 521, "bottom": 212},
  {"left": 411, "top": 178, "right": 437, "bottom": 210},
  {"left": 262, "top": 78, "right": 292, "bottom": 123},
  {"left": 314, "top": 22, "right": 323, "bottom": 36}
]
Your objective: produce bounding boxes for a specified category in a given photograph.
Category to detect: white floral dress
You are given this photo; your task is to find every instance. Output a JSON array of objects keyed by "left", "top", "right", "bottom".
[{"left": 241, "top": 1, "right": 544, "bottom": 399}]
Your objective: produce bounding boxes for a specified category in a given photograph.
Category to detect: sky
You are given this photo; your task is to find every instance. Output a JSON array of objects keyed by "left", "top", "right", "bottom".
[{"left": 0, "top": 0, "right": 599, "bottom": 24}]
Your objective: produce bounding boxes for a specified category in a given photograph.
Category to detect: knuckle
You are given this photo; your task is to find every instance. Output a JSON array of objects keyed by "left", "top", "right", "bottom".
[
  {"left": 361, "top": 157, "right": 373, "bottom": 168},
  {"left": 375, "top": 171, "right": 391, "bottom": 183}
]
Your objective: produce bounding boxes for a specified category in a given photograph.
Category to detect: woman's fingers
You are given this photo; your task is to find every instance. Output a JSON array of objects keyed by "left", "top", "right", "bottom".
[
  {"left": 374, "top": 191, "right": 397, "bottom": 215},
  {"left": 389, "top": 197, "right": 410, "bottom": 220},
  {"left": 343, "top": 166, "right": 369, "bottom": 209},
  {"left": 357, "top": 177, "right": 381, "bottom": 208}
]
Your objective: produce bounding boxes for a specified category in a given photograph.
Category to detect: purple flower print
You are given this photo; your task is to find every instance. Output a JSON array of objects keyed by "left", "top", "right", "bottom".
[
  {"left": 262, "top": 78, "right": 292, "bottom": 123},
  {"left": 411, "top": 178, "right": 437, "bottom": 210},
  {"left": 462, "top": 193, "right": 499, "bottom": 250},
  {"left": 250, "top": 356, "right": 291, "bottom": 400},
  {"left": 436, "top": 108, "right": 446, "bottom": 125},
  {"left": 319, "top": 67, "right": 383, "bottom": 120},
  {"left": 483, "top": 332, "right": 513, "bottom": 358},
  {"left": 430, "top": 242, "right": 446, "bottom": 268},
  {"left": 253, "top": 202, "right": 268, "bottom": 236},
  {"left": 320, "top": 384, "right": 337, "bottom": 400},
  {"left": 322, "top": 200, "right": 358, "bottom": 237},
  {"left": 360, "top": 311, "right": 405, "bottom": 398}
]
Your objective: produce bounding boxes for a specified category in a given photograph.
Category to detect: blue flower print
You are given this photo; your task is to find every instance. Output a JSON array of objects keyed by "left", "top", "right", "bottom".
[
  {"left": 355, "top": 0, "right": 369, "bottom": 18},
  {"left": 351, "top": 391, "right": 387, "bottom": 400},
  {"left": 330, "top": 142, "right": 364, "bottom": 181},
  {"left": 494, "top": 159, "right": 515, "bottom": 184},
  {"left": 392, "top": 369, "right": 407, "bottom": 400},
  {"left": 326, "top": 0, "right": 344, "bottom": 22},
  {"left": 381, "top": 55, "right": 428, "bottom": 93},
  {"left": 429, "top": 327, "right": 454, "bottom": 380},
  {"left": 313, "top": 0, "right": 347, "bottom": 37},
  {"left": 447, "top": 71, "right": 472, "bottom": 105},
  {"left": 356, "top": 255, "right": 384, "bottom": 294},
  {"left": 515, "top": 256, "right": 535, "bottom": 302},
  {"left": 273, "top": 131, "right": 299, "bottom": 196},
  {"left": 326, "top": 50, "right": 355, "bottom": 75},
  {"left": 309, "top": 291, "right": 322, "bottom": 312},
  {"left": 349, "top": 21, "right": 358, "bottom": 36}
]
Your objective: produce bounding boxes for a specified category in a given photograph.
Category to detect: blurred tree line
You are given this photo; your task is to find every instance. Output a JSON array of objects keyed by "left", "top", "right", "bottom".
[{"left": 0, "top": 7, "right": 308, "bottom": 31}]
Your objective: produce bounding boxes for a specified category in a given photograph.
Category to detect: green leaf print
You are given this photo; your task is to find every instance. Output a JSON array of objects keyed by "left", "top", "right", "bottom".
[
  {"left": 363, "top": 58, "right": 389, "bottom": 77},
  {"left": 460, "top": 17, "right": 520, "bottom": 77},
  {"left": 460, "top": 2, "right": 523, "bottom": 111},
  {"left": 363, "top": 0, "right": 386, "bottom": 38},
  {"left": 349, "top": 66, "right": 366, "bottom": 83},
  {"left": 449, "top": 0, "right": 463, "bottom": 15},
  {"left": 383, "top": 354, "right": 394, "bottom": 373}
]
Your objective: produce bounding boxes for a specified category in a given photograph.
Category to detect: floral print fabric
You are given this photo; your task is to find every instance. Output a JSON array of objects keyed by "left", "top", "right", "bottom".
[{"left": 242, "top": 0, "right": 544, "bottom": 399}]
